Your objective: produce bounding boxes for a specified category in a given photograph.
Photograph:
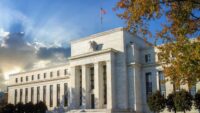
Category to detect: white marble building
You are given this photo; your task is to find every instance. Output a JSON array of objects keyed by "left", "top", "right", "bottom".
[{"left": 7, "top": 28, "right": 199, "bottom": 113}]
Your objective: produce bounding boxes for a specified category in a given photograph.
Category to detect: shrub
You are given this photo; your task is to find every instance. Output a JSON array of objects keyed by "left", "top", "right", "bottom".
[
  {"left": 1, "top": 103, "right": 15, "bottom": 113},
  {"left": 24, "top": 102, "right": 35, "bottom": 113},
  {"left": 35, "top": 101, "right": 48, "bottom": 113},
  {"left": 147, "top": 91, "right": 166, "bottom": 113},
  {"left": 15, "top": 102, "right": 25, "bottom": 113},
  {"left": 166, "top": 93, "right": 176, "bottom": 112},
  {"left": 173, "top": 90, "right": 193, "bottom": 113},
  {"left": 194, "top": 90, "right": 200, "bottom": 112}
]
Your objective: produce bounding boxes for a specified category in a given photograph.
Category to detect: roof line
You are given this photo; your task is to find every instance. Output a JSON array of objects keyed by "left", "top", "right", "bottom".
[
  {"left": 71, "top": 27, "right": 124, "bottom": 44},
  {"left": 10, "top": 63, "right": 69, "bottom": 76}
]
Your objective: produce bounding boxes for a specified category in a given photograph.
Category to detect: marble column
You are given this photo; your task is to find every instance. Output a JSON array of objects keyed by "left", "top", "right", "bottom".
[
  {"left": 69, "top": 66, "right": 80, "bottom": 109},
  {"left": 82, "top": 65, "right": 90, "bottom": 109},
  {"left": 106, "top": 60, "right": 115, "bottom": 109},
  {"left": 133, "top": 65, "right": 142, "bottom": 112},
  {"left": 156, "top": 71, "right": 160, "bottom": 91},
  {"left": 94, "top": 62, "right": 103, "bottom": 108}
]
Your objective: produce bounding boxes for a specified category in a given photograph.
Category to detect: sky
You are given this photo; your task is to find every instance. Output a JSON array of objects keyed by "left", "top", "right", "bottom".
[{"left": 0, "top": 0, "right": 163, "bottom": 91}]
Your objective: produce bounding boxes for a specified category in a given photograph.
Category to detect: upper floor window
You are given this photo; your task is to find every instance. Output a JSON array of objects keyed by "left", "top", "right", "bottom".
[
  {"left": 38, "top": 74, "right": 40, "bottom": 80},
  {"left": 57, "top": 70, "right": 60, "bottom": 76},
  {"left": 44, "top": 73, "right": 46, "bottom": 79},
  {"left": 145, "top": 54, "right": 151, "bottom": 63},
  {"left": 32, "top": 75, "right": 34, "bottom": 80},
  {"left": 26, "top": 76, "right": 28, "bottom": 82},
  {"left": 15, "top": 78, "right": 18, "bottom": 83},
  {"left": 50, "top": 72, "right": 53, "bottom": 78},
  {"left": 64, "top": 69, "right": 68, "bottom": 75},
  {"left": 21, "top": 77, "right": 23, "bottom": 82}
]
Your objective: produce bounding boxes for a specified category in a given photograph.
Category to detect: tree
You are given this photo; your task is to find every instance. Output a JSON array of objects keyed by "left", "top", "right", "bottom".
[
  {"left": 166, "top": 93, "right": 176, "bottom": 113},
  {"left": 115, "top": 0, "right": 200, "bottom": 90},
  {"left": 15, "top": 102, "right": 25, "bottom": 113},
  {"left": 24, "top": 102, "right": 35, "bottom": 113},
  {"left": 158, "top": 38, "right": 200, "bottom": 90},
  {"left": 147, "top": 91, "right": 166, "bottom": 113},
  {"left": 173, "top": 90, "right": 193, "bottom": 113},
  {"left": 1, "top": 104, "right": 15, "bottom": 113},
  {"left": 194, "top": 90, "right": 200, "bottom": 113},
  {"left": 34, "top": 101, "right": 48, "bottom": 113}
]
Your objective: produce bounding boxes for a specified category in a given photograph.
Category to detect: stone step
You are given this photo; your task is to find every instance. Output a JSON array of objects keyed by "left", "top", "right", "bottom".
[{"left": 67, "top": 109, "right": 107, "bottom": 113}]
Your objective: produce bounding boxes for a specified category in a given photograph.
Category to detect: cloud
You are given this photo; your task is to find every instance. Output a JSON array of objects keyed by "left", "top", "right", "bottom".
[{"left": 0, "top": 30, "right": 70, "bottom": 91}]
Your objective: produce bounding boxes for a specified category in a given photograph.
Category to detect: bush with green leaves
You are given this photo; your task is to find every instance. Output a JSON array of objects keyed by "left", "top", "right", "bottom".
[
  {"left": 15, "top": 102, "right": 25, "bottom": 113},
  {"left": 1, "top": 103, "right": 15, "bottom": 113},
  {"left": 24, "top": 102, "right": 35, "bottom": 113},
  {"left": 166, "top": 93, "right": 176, "bottom": 112},
  {"left": 194, "top": 90, "right": 200, "bottom": 112},
  {"left": 173, "top": 90, "right": 193, "bottom": 113},
  {"left": 147, "top": 91, "right": 166, "bottom": 113},
  {"left": 35, "top": 101, "right": 48, "bottom": 113}
]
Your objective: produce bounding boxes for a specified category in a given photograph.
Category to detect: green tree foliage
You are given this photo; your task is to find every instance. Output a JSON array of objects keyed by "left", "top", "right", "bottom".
[
  {"left": 147, "top": 91, "right": 166, "bottom": 113},
  {"left": 15, "top": 102, "right": 25, "bottom": 113},
  {"left": 1, "top": 104, "right": 15, "bottom": 113},
  {"left": 35, "top": 101, "right": 48, "bottom": 113},
  {"left": 194, "top": 90, "right": 200, "bottom": 112},
  {"left": 173, "top": 90, "right": 193, "bottom": 113},
  {"left": 24, "top": 102, "right": 35, "bottom": 113}
]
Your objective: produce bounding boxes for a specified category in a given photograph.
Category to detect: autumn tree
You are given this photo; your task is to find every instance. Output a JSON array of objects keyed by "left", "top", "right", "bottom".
[{"left": 115, "top": 0, "right": 200, "bottom": 90}]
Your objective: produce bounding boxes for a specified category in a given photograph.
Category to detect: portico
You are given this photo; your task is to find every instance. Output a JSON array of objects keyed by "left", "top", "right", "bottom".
[{"left": 69, "top": 48, "right": 116, "bottom": 110}]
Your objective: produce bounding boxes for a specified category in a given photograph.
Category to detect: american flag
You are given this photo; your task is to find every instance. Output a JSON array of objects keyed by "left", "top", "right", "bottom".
[{"left": 100, "top": 8, "right": 107, "bottom": 24}]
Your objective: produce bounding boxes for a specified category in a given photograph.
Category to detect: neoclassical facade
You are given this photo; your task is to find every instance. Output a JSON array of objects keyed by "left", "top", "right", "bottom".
[{"left": 7, "top": 28, "right": 199, "bottom": 113}]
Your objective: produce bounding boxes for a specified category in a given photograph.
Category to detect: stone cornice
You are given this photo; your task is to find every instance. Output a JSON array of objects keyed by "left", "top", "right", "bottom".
[
  {"left": 69, "top": 48, "right": 118, "bottom": 60},
  {"left": 10, "top": 63, "right": 69, "bottom": 76},
  {"left": 8, "top": 76, "right": 70, "bottom": 87},
  {"left": 71, "top": 27, "right": 124, "bottom": 44}
]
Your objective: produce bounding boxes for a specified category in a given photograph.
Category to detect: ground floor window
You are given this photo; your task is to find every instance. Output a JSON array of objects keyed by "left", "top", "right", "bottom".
[
  {"left": 146, "top": 72, "right": 152, "bottom": 98},
  {"left": 64, "top": 83, "right": 68, "bottom": 106}
]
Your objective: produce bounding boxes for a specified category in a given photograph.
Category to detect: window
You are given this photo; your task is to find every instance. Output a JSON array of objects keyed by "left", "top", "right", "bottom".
[
  {"left": 26, "top": 76, "right": 28, "bottom": 82},
  {"left": 43, "top": 86, "right": 46, "bottom": 103},
  {"left": 44, "top": 73, "right": 46, "bottom": 79},
  {"left": 16, "top": 78, "right": 18, "bottom": 83},
  {"left": 21, "top": 77, "right": 23, "bottom": 82},
  {"left": 37, "top": 87, "right": 40, "bottom": 103},
  {"left": 50, "top": 72, "right": 53, "bottom": 78},
  {"left": 32, "top": 75, "right": 34, "bottom": 80},
  {"left": 90, "top": 67, "right": 94, "bottom": 90},
  {"left": 64, "top": 69, "right": 68, "bottom": 75},
  {"left": 159, "top": 71, "right": 166, "bottom": 97},
  {"left": 50, "top": 85, "right": 53, "bottom": 107},
  {"left": 25, "top": 88, "right": 28, "bottom": 103},
  {"left": 57, "top": 84, "right": 60, "bottom": 106},
  {"left": 145, "top": 54, "right": 151, "bottom": 63},
  {"left": 37, "top": 74, "right": 40, "bottom": 80},
  {"left": 31, "top": 87, "right": 34, "bottom": 102},
  {"left": 103, "top": 65, "right": 107, "bottom": 105},
  {"left": 79, "top": 69, "right": 82, "bottom": 106},
  {"left": 64, "top": 83, "right": 68, "bottom": 106},
  {"left": 20, "top": 89, "right": 23, "bottom": 102},
  {"left": 57, "top": 70, "right": 60, "bottom": 76},
  {"left": 14, "top": 89, "right": 17, "bottom": 105},
  {"left": 190, "top": 85, "right": 196, "bottom": 96},
  {"left": 146, "top": 72, "right": 152, "bottom": 98}
]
